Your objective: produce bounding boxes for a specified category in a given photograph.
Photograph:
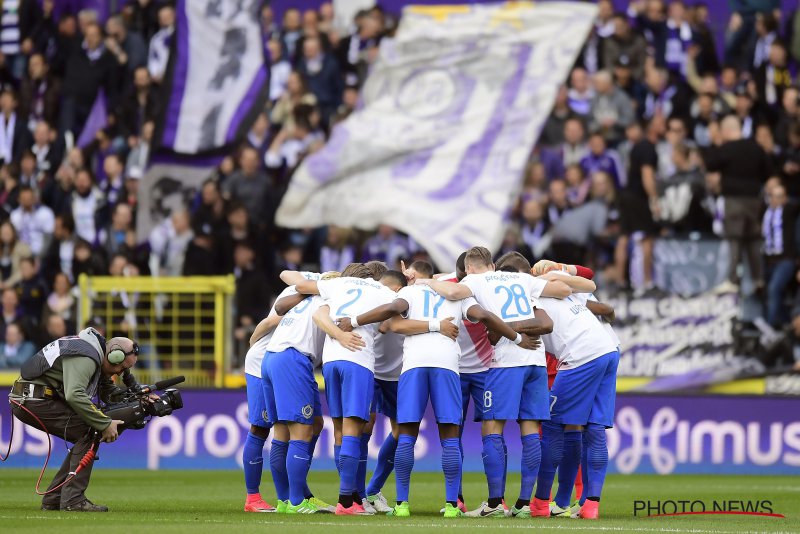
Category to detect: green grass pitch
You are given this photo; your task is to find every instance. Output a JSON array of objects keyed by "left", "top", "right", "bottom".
[{"left": 0, "top": 469, "right": 796, "bottom": 533}]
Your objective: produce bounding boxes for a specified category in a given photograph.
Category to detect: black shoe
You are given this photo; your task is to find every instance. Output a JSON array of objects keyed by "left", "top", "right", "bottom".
[
  {"left": 63, "top": 499, "right": 109, "bottom": 512},
  {"left": 40, "top": 503, "right": 60, "bottom": 511}
]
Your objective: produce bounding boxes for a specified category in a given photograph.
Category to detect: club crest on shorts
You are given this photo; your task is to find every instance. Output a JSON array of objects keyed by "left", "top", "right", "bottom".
[
  {"left": 262, "top": 409, "right": 269, "bottom": 423},
  {"left": 302, "top": 404, "right": 313, "bottom": 419}
]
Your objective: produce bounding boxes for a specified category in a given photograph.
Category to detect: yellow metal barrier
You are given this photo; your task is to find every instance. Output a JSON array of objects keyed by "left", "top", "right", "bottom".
[{"left": 78, "top": 275, "right": 236, "bottom": 388}]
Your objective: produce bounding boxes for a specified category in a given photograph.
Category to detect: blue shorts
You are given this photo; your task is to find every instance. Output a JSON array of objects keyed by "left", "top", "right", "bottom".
[
  {"left": 246, "top": 374, "right": 272, "bottom": 428},
  {"left": 483, "top": 365, "right": 550, "bottom": 422},
  {"left": 550, "top": 351, "right": 619, "bottom": 428},
  {"left": 262, "top": 348, "right": 321, "bottom": 425},
  {"left": 322, "top": 360, "right": 374, "bottom": 421},
  {"left": 397, "top": 367, "right": 461, "bottom": 425},
  {"left": 460, "top": 371, "right": 488, "bottom": 424},
  {"left": 372, "top": 379, "right": 398, "bottom": 420}
]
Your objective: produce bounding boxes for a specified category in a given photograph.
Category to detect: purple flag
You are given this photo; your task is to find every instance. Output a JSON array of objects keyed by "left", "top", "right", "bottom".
[{"left": 77, "top": 89, "right": 107, "bottom": 148}]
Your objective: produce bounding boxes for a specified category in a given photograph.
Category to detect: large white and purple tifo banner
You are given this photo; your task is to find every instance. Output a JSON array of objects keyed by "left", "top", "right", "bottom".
[
  {"left": 158, "top": 0, "right": 269, "bottom": 155},
  {"left": 276, "top": 2, "right": 596, "bottom": 269}
]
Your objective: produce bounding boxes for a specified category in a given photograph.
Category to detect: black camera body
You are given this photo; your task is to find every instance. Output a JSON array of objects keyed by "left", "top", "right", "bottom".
[{"left": 102, "top": 376, "right": 185, "bottom": 431}]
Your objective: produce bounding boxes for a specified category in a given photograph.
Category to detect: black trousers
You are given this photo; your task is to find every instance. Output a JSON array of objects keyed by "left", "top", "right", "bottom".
[
  {"left": 10, "top": 398, "right": 98, "bottom": 508},
  {"left": 723, "top": 196, "right": 764, "bottom": 285}
]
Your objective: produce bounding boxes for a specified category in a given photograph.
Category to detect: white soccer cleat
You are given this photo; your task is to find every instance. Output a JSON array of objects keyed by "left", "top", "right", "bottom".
[
  {"left": 361, "top": 498, "right": 377, "bottom": 515},
  {"left": 570, "top": 502, "right": 582, "bottom": 518},
  {"left": 367, "top": 492, "right": 393, "bottom": 513},
  {"left": 464, "top": 501, "right": 506, "bottom": 518}
]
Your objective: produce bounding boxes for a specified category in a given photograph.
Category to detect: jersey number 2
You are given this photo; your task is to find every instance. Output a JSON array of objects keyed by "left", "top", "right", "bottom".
[{"left": 336, "top": 289, "right": 363, "bottom": 316}]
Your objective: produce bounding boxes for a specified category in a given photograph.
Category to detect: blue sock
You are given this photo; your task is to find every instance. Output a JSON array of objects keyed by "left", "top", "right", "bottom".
[
  {"left": 366, "top": 433, "right": 397, "bottom": 496},
  {"left": 457, "top": 435, "right": 464, "bottom": 499},
  {"left": 303, "top": 434, "right": 320, "bottom": 498},
  {"left": 585, "top": 423, "right": 608, "bottom": 501},
  {"left": 339, "top": 435, "right": 361, "bottom": 497},
  {"left": 356, "top": 433, "right": 370, "bottom": 499},
  {"left": 441, "top": 438, "right": 461, "bottom": 504},
  {"left": 287, "top": 440, "right": 311, "bottom": 505},
  {"left": 481, "top": 434, "right": 505, "bottom": 500},
  {"left": 555, "top": 430, "right": 583, "bottom": 508},
  {"left": 394, "top": 434, "right": 416, "bottom": 503},
  {"left": 579, "top": 437, "right": 589, "bottom": 506},
  {"left": 334, "top": 444, "right": 341, "bottom": 474},
  {"left": 243, "top": 432, "right": 267, "bottom": 495},
  {"left": 269, "top": 439, "right": 289, "bottom": 501},
  {"left": 534, "top": 421, "right": 564, "bottom": 501},
  {"left": 519, "top": 434, "right": 541, "bottom": 502}
]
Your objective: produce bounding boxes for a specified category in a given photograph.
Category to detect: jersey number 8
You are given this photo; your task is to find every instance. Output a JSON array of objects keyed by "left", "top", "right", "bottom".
[{"left": 495, "top": 284, "right": 531, "bottom": 319}]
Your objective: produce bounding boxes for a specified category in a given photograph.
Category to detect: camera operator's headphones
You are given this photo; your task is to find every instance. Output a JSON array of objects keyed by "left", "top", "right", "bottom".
[{"left": 107, "top": 342, "right": 139, "bottom": 364}]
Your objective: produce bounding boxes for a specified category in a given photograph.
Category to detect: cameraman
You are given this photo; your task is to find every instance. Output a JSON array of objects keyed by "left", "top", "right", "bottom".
[{"left": 8, "top": 327, "right": 139, "bottom": 512}]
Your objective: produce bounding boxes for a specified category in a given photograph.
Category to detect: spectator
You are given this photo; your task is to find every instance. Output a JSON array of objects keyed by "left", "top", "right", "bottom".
[
  {"left": 540, "top": 86, "right": 578, "bottom": 148},
  {"left": 642, "top": 67, "right": 684, "bottom": 120},
  {"left": 105, "top": 14, "right": 148, "bottom": 78},
  {"left": 520, "top": 197, "right": 549, "bottom": 257},
  {"left": 613, "top": 56, "right": 647, "bottom": 115},
  {"left": 104, "top": 203, "right": 133, "bottom": 259},
  {"left": 0, "top": 161, "right": 20, "bottom": 214},
  {"left": 775, "top": 86, "right": 798, "bottom": 149},
  {"left": 754, "top": 40, "right": 791, "bottom": 110},
  {"left": 589, "top": 70, "right": 635, "bottom": 145},
  {"left": 218, "top": 203, "right": 256, "bottom": 274},
  {"left": 15, "top": 256, "right": 47, "bottom": 320},
  {"left": 658, "top": 116, "right": 693, "bottom": 180},
  {"left": 688, "top": 3, "right": 720, "bottom": 75},
  {"left": 690, "top": 92, "right": 721, "bottom": 147},
  {"left": 751, "top": 12, "right": 779, "bottom": 70},
  {"left": 542, "top": 117, "right": 588, "bottom": 180},
  {"left": 192, "top": 179, "right": 228, "bottom": 237},
  {"left": 362, "top": 224, "right": 411, "bottom": 267},
  {"left": 580, "top": 132, "right": 626, "bottom": 189},
  {"left": 279, "top": 8, "right": 303, "bottom": 62},
  {"left": 119, "top": 66, "right": 160, "bottom": 139},
  {"left": 567, "top": 67, "right": 593, "bottom": 117},
  {"left": 59, "top": 22, "right": 120, "bottom": 135},
  {"left": 297, "top": 35, "right": 343, "bottom": 125},
  {"left": 19, "top": 53, "right": 61, "bottom": 130},
  {"left": 42, "top": 213, "right": 77, "bottom": 284},
  {"left": 0, "top": 287, "right": 21, "bottom": 340},
  {"left": 265, "top": 106, "right": 325, "bottom": 172},
  {"left": 28, "top": 121, "right": 63, "bottom": 178},
  {"left": 70, "top": 168, "right": 105, "bottom": 245},
  {"left": 762, "top": 183, "right": 797, "bottom": 326},
  {"left": 320, "top": 225, "right": 356, "bottom": 273},
  {"left": 233, "top": 241, "right": 269, "bottom": 351},
  {"left": 43, "top": 270, "right": 75, "bottom": 324},
  {"left": 0, "top": 322, "right": 36, "bottom": 368},
  {"left": 270, "top": 70, "right": 318, "bottom": 131},
  {"left": 565, "top": 163, "right": 591, "bottom": 207},
  {"left": 183, "top": 223, "right": 219, "bottom": 276},
  {"left": 267, "top": 39, "right": 291, "bottom": 102},
  {"left": 224, "top": 146, "right": 271, "bottom": 226},
  {"left": 147, "top": 4, "right": 175, "bottom": 84},
  {"left": 547, "top": 179, "right": 572, "bottom": 225},
  {"left": 126, "top": 120, "right": 153, "bottom": 179},
  {"left": 0, "top": 89, "right": 31, "bottom": 164},
  {"left": 0, "top": 221, "right": 31, "bottom": 290},
  {"left": 150, "top": 209, "right": 192, "bottom": 277},
  {"left": 658, "top": 142, "right": 709, "bottom": 233},
  {"left": 43, "top": 313, "right": 69, "bottom": 344},
  {"left": 704, "top": 115, "right": 771, "bottom": 294},
  {"left": 603, "top": 13, "right": 647, "bottom": 79},
  {"left": 101, "top": 153, "right": 126, "bottom": 209},
  {"left": 246, "top": 112, "right": 271, "bottom": 159},
  {"left": 336, "top": 9, "right": 382, "bottom": 87},
  {"left": 732, "top": 84, "right": 762, "bottom": 139},
  {"left": 71, "top": 237, "right": 106, "bottom": 279},
  {"left": 10, "top": 186, "right": 54, "bottom": 256}
]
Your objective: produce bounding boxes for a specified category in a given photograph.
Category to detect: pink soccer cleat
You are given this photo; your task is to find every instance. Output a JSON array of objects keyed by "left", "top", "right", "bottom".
[
  {"left": 531, "top": 497, "right": 550, "bottom": 517},
  {"left": 244, "top": 494, "right": 276, "bottom": 513},
  {"left": 335, "top": 502, "right": 372, "bottom": 515},
  {"left": 579, "top": 500, "right": 599, "bottom": 519}
]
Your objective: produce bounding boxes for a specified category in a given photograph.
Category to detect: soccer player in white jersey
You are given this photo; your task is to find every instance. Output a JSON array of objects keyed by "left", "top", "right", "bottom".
[
  {"left": 288, "top": 263, "right": 402, "bottom": 515},
  {"left": 418, "top": 246, "right": 595, "bottom": 518},
  {"left": 339, "top": 260, "right": 538, "bottom": 517},
  {"left": 509, "top": 266, "right": 619, "bottom": 521},
  {"left": 241, "top": 275, "right": 315, "bottom": 513},
  {"left": 261, "top": 272, "right": 343, "bottom": 514}
]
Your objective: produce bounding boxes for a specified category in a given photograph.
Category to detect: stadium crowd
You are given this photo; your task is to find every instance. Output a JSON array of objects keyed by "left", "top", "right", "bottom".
[{"left": 0, "top": 0, "right": 798, "bottom": 369}]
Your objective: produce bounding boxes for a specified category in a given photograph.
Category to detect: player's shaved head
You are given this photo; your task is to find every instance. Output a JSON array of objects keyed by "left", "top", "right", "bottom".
[
  {"left": 342, "top": 263, "right": 371, "bottom": 278},
  {"left": 409, "top": 260, "right": 434, "bottom": 279},
  {"left": 456, "top": 251, "right": 467, "bottom": 281},
  {"left": 495, "top": 251, "right": 531, "bottom": 274},
  {"left": 380, "top": 270, "right": 407, "bottom": 290},
  {"left": 464, "top": 246, "right": 493, "bottom": 270},
  {"left": 364, "top": 260, "right": 388, "bottom": 280}
]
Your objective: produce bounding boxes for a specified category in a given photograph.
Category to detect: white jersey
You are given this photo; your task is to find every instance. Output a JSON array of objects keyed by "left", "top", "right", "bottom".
[
  {"left": 396, "top": 285, "right": 478, "bottom": 375},
  {"left": 460, "top": 271, "right": 547, "bottom": 367},
  {"left": 374, "top": 331, "right": 403, "bottom": 381},
  {"left": 441, "top": 272, "right": 493, "bottom": 374},
  {"left": 318, "top": 277, "right": 396, "bottom": 372},
  {"left": 266, "top": 291, "right": 326, "bottom": 361},
  {"left": 244, "top": 272, "right": 320, "bottom": 376},
  {"left": 537, "top": 294, "right": 617, "bottom": 370},
  {"left": 574, "top": 293, "right": 621, "bottom": 349}
]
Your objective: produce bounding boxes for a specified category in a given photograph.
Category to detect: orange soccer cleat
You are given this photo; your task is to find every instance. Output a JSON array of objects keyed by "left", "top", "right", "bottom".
[
  {"left": 579, "top": 500, "right": 600, "bottom": 519},
  {"left": 531, "top": 497, "right": 550, "bottom": 517},
  {"left": 244, "top": 494, "right": 276, "bottom": 513}
]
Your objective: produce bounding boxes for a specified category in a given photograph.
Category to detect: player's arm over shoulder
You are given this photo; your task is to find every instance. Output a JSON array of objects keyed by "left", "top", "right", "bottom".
[
  {"left": 416, "top": 278, "right": 472, "bottom": 300},
  {"left": 586, "top": 300, "right": 615, "bottom": 322},
  {"left": 539, "top": 271, "right": 596, "bottom": 296}
]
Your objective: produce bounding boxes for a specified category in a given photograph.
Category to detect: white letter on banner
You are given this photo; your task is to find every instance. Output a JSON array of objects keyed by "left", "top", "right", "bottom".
[
  {"left": 24, "top": 425, "right": 49, "bottom": 456},
  {"left": 148, "top": 417, "right": 183, "bottom": 470},
  {"left": 184, "top": 415, "right": 207, "bottom": 456},
  {"left": 690, "top": 421, "right": 745, "bottom": 464},
  {"left": 746, "top": 422, "right": 783, "bottom": 466},
  {"left": 783, "top": 422, "right": 800, "bottom": 466},
  {"left": 203, "top": 415, "right": 240, "bottom": 458}
]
